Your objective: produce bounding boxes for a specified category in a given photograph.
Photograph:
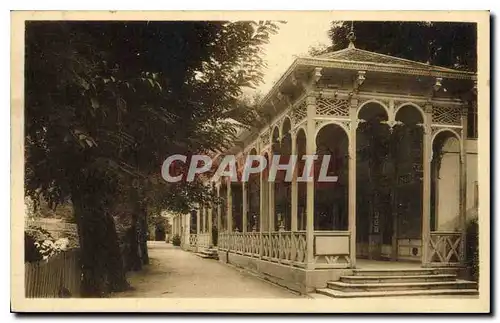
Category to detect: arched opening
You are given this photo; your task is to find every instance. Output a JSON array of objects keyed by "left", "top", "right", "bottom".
[
  {"left": 211, "top": 182, "right": 217, "bottom": 229},
  {"left": 315, "top": 123, "right": 349, "bottom": 231},
  {"left": 219, "top": 180, "right": 227, "bottom": 232},
  {"left": 270, "top": 126, "right": 281, "bottom": 231},
  {"left": 392, "top": 105, "right": 424, "bottom": 261},
  {"left": 276, "top": 119, "right": 292, "bottom": 230},
  {"left": 232, "top": 177, "right": 243, "bottom": 232},
  {"left": 356, "top": 103, "right": 390, "bottom": 259},
  {"left": 247, "top": 148, "right": 260, "bottom": 232},
  {"left": 431, "top": 131, "right": 461, "bottom": 232},
  {"left": 296, "top": 129, "right": 307, "bottom": 230},
  {"left": 190, "top": 209, "right": 198, "bottom": 234},
  {"left": 262, "top": 152, "right": 270, "bottom": 232}
]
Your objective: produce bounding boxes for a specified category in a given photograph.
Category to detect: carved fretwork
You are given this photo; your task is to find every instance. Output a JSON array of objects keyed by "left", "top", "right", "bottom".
[
  {"left": 291, "top": 100, "right": 307, "bottom": 125},
  {"left": 432, "top": 106, "right": 462, "bottom": 125},
  {"left": 316, "top": 98, "right": 350, "bottom": 117},
  {"left": 260, "top": 129, "right": 271, "bottom": 146}
]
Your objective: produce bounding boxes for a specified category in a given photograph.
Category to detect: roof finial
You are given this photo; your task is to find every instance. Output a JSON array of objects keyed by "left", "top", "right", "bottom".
[{"left": 347, "top": 21, "right": 356, "bottom": 49}]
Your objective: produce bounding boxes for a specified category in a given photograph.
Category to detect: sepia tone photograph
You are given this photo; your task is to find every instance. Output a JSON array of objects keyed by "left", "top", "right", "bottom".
[{"left": 11, "top": 10, "right": 490, "bottom": 313}]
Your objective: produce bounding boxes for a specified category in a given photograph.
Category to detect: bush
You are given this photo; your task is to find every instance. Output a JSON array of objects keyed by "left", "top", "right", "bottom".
[
  {"left": 172, "top": 234, "right": 181, "bottom": 246},
  {"left": 25, "top": 232, "right": 42, "bottom": 262},
  {"left": 24, "top": 227, "right": 70, "bottom": 261},
  {"left": 466, "top": 218, "right": 479, "bottom": 281}
]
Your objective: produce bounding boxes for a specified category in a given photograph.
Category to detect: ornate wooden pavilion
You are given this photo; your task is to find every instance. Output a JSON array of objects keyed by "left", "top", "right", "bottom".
[{"left": 171, "top": 39, "right": 478, "bottom": 293}]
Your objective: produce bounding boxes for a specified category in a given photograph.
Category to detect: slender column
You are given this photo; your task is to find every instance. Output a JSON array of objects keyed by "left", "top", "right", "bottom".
[
  {"left": 227, "top": 177, "right": 233, "bottom": 232},
  {"left": 175, "top": 217, "right": 178, "bottom": 236},
  {"left": 259, "top": 142, "right": 265, "bottom": 257},
  {"left": 421, "top": 104, "right": 433, "bottom": 267},
  {"left": 205, "top": 207, "right": 208, "bottom": 233},
  {"left": 172, "top": 217, "right": 176, "bottom": 236},
  {"left": 348, "top": 98, "right": 358, "bottom": 268},
  {"left": 259, "top": 161, "right": 265, "bottom": 233},
  {"left": 459, "top": 105, "right": 469, "bottom": 264},
  {"left": 269, "top": 163, "right": 275, "bottom": 231},
  {"left": 201, "top": 207, "right": 206, "bottom": 233},
  {"left": 305, "top": 95, "right": 316, "bottom": 269},
  {"left": 175, "top": 217, "right": 179, "bottom": 236},
  {"left": 291, "top": 131, "right": 298, "bottom": 231},
  {"left": 242, "top": 181, "right": 248, "bottom": 233},
  {"left": 216, "top": 184, "right": 222, "bottom": 232},
  {"left": 196, "top": 206, "right": 201, "bottom": 235},
  {"left": 208, "top": 207, "right": 213, "bottom": 246},
  {"left": 185, "top": 212, "right": 191, "bottom": 246}
]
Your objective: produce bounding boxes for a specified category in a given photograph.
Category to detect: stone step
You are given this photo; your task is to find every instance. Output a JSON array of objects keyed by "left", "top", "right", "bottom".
[
  {"left": 196, "top": 249, "right": 219, "bottom": 260},
  {"left": 327, "top": 279, "right": 477, "bottom": 292},
  {"left": 352, "top": 268, "right": 457, "bottom": 276},
  {"left": 340, "top": 274, "right": 457, "bottom": 284},
  {"left": 195, "top": 252, "right": 218, "bottom": 259},
  {"left": 316, "top": 288, "right": 479, "bottom": 298}
]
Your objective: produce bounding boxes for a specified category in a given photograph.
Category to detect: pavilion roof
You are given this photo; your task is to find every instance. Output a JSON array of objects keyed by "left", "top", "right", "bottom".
[
  {"left": 227, "top": 43, "right": 476, "bottom": 158},
  {"left": 257, "top": 44, "right": 475, "bottom": 115},
  {"left": 316, "top": 46, "right": 462, "bottom": 74}
]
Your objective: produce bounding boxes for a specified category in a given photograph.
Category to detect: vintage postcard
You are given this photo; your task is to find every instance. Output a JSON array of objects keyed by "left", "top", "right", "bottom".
[{"left": 11, "top": 10, "right": 490, "bottom": 313}]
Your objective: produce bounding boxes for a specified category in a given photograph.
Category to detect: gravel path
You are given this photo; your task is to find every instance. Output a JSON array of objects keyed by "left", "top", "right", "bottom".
[{"left": 110, "top": 241, "right": 303, "bottom": 298}]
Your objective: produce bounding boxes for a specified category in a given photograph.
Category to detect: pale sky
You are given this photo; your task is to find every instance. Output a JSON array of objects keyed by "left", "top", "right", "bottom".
[{"left": 250, "top": 18, "right": 333, "bottom": 96}]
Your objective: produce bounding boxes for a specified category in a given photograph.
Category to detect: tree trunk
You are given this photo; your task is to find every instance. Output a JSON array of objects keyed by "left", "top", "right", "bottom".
[
  {"left": 71, "top": 171, "right": 129, "bottom": 297},
  {"left": 103, "top": 211, "right": 129, "bottom": 292},
  {"left": 139, "top": 209, "right": 149, "bottom": 265},
  {"left": 126, "top": 211, "right": 142, "bottom": 271},
  {"left": 136, "top": 200, "right": 149, "bottom": 265}
]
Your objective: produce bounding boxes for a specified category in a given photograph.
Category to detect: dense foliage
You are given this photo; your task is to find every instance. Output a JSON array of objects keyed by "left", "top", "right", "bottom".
[
  {"left": 25, "top": 21, "right": 280, "bottom": 296},
  {"left": 466, "top": 218, "right": 479, "bottom": 281},
  {"left": 318, "top": 21, "right": 477, "bottom": 71}
]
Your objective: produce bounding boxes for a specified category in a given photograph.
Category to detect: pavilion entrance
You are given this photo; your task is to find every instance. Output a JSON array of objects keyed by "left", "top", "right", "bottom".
[{"left": 355, "top": 102, "right": 424, "bottom": 262}]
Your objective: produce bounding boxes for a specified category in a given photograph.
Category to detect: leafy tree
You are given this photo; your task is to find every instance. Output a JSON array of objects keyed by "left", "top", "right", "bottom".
[
  {"left": 322, "top": 21, "right": 477, "bottom": 71},
  {"left": 25, "top": 21, "right": 280, "bottom": 296}
]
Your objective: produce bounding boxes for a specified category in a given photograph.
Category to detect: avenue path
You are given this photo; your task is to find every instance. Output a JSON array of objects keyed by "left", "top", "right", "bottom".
[{"left": 110, "top": 241, "right": 303, "bottom": 298}]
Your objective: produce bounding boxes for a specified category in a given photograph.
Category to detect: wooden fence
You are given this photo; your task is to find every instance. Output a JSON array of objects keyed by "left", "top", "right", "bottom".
[{"left": 25, "top": 249, "right": 81, "bottom": 298}]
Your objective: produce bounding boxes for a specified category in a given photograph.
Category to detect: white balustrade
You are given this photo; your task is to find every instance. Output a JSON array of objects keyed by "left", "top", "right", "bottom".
[
  {"left": 189, "top": 234, "right": 198, "bottom": 247},
  {"left": 197, "top": 233, "right": 210, "bottom": 249},
  {"left": 215, "top": 230, "right": 353, "bottom": 269}
]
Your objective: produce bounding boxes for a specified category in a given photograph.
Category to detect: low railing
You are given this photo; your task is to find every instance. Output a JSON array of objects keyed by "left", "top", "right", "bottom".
[
  {"left": 217, "top": 230, "right": 352, "bottom": 269},
  {"left": 197, "top": 233, "right": 210, "bottom": 249},
  {"left": 243, "top": 232, "right": 260, "bottom": 257},
  {"left": 218, "top": 231, "right": 307, "bottom": 267},
  {"left": 261, "top": 231, "right": 308, "bottom": 266},
  {"left": 189, "top": 234, "right": 198, "bottom": 247},
  {"left": 428, "top": 231, "right": 463, "bottom": 266}
]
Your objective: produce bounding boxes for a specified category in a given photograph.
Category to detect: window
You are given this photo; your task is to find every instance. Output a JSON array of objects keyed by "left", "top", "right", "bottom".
[{"left": 467, "top": 104, "right": 478, "bottom": 139}]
